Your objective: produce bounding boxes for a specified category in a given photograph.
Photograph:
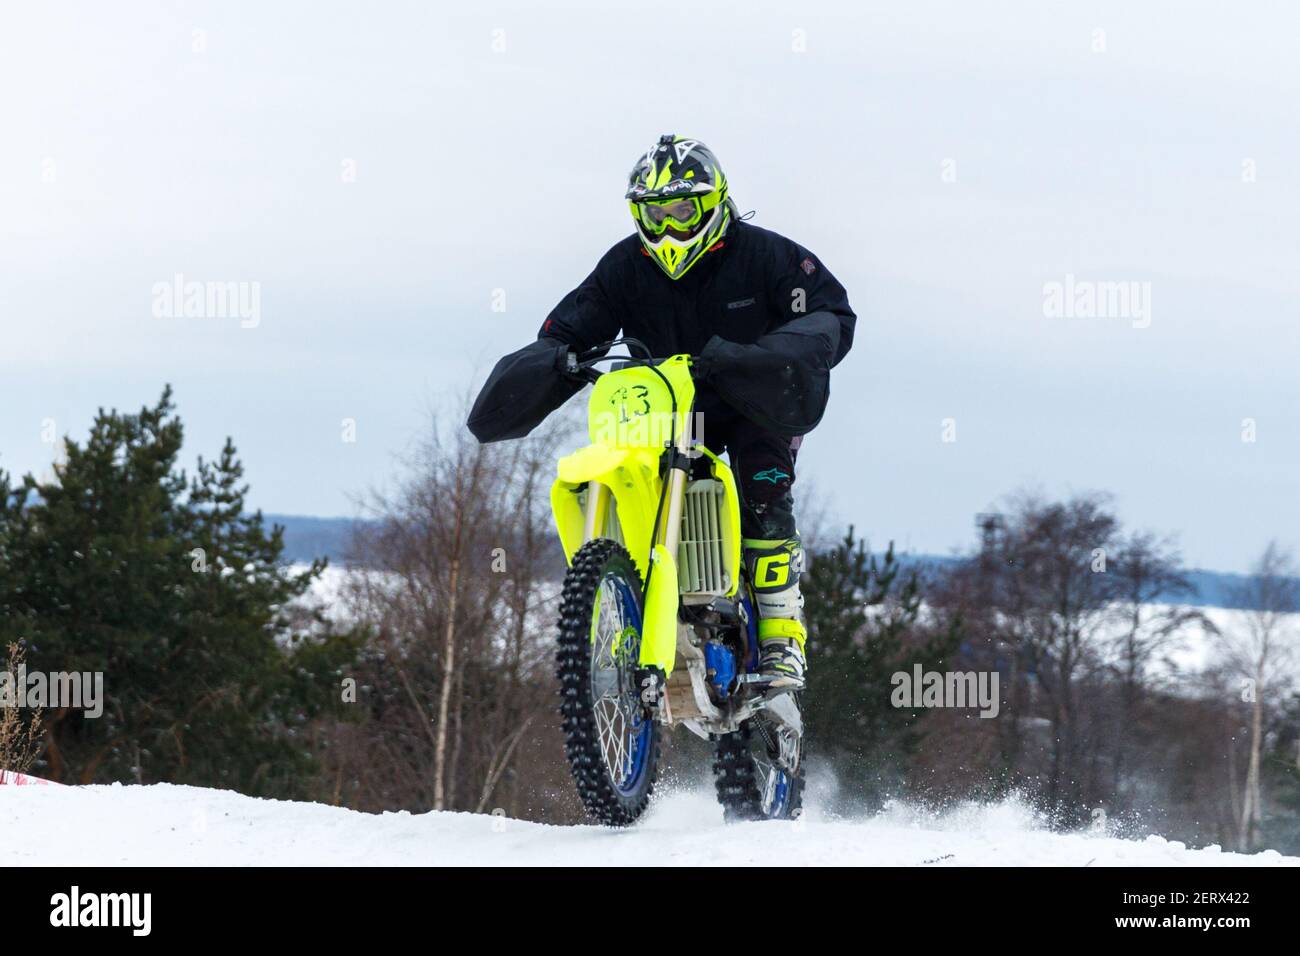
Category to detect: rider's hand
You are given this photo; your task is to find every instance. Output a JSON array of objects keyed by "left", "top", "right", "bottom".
[{"left": 692, "top": 335, "right": 730, "bottom": 380}]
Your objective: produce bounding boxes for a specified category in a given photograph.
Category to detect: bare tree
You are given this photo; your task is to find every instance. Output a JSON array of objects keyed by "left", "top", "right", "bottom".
[
  {"left": 990, "top": 492, "right": 1120, "bottom": 818},
  {"left": 1218, "top": 541, "right": 1299, "bottom": 850},
  {"left": 322, "top": 400, "right": 583, "bottom": 819},
  {"left": 0, "top": 642, "right": 43, "bottom": 775},
  {"left": 1106, "top": 532, "right": 1215, "bottom": 803}
]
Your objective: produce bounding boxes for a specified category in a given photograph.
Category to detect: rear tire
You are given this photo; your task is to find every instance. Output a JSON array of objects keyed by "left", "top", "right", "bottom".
[
  {"left": 712, "top": 712, "right": 805, "bottom": 822},
  {"left": 556, "top": 539, "right": 659, "bottom": 826}
]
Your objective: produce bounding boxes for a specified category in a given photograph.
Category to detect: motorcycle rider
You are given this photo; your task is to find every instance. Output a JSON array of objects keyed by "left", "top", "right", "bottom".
[{"left": 475, "top": 134, "right": 855, "bottom": 688}]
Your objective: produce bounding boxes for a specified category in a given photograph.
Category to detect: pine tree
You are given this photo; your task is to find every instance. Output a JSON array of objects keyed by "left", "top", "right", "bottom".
[
  {"left": 803, "top": 529, "right": 955, "bottom": 811},
  {"left": 0, "top": 388, "right": 359, "bottom": 793},
  {"left": 1259, "top": 692, "right": 1300, "bottom": 855}
]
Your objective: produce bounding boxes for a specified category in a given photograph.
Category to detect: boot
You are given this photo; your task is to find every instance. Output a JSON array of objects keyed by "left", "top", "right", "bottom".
[{"left": 745, "top": 536, "right": 807, "bottom": 689}]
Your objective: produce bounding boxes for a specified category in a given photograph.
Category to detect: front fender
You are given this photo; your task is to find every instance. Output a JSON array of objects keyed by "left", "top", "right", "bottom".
[{"left": 550, "top": 444, "right": 662, "bottom": 582}]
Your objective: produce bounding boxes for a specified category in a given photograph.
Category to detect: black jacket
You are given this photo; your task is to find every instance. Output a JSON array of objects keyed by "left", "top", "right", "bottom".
[{"left": 467, "top": 220, "right": 856, "bottom": 442}]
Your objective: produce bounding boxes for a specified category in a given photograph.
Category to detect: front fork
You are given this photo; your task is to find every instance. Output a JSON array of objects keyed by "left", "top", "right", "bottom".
[
  {"left": 583, "top": 460, "right": 801, "bottom": 737},
  {"left": 581, "top": 421, "right": 693, "bottom": 682}
]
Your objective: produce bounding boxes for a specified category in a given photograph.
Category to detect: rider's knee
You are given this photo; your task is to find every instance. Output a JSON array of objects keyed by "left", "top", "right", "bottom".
[{"left": 741, "top": 491, "right": 797, "bottom": 540}]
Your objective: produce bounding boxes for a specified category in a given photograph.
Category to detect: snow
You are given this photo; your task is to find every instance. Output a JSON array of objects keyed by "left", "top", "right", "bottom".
[{"left": 2, "top": 783, "right": 1294, "bottom": 867}]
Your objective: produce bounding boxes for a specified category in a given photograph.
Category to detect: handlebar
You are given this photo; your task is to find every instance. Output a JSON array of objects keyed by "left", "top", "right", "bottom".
[
  {"left": 567, "top": 337, "right": 693, "bottom": 384},
  {"left": 576, "top": 336, "right": 653, "bottom": 362}
]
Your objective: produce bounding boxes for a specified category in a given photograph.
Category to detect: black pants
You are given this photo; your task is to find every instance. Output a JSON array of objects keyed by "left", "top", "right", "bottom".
[{"left": 700, "top": 407, "right": 800, "bottom": 541}]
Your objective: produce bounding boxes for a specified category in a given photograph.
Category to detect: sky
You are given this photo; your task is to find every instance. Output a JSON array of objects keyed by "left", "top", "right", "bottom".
[{"left": 1, "top": 0, "right": 1296, "bottom": 573}]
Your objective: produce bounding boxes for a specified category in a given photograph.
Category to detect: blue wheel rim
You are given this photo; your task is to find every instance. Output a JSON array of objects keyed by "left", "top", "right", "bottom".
[{"left": 590, "top": 572, "right": 652, "bottom": 797}]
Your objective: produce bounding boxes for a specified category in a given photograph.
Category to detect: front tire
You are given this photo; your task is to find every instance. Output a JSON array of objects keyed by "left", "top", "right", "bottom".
[{"left": 556, "top": 538, "right": 659, "bottom": 826}]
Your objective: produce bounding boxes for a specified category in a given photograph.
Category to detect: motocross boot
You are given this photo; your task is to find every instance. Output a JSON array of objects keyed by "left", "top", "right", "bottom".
[{"left": 744, "top": 535, "right": 807, "bottom": 689}]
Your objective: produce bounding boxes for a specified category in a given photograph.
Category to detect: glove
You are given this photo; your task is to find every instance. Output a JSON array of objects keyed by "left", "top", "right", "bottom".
[{"left": 691, "top": 335, "right": 730, "bottom": 381}]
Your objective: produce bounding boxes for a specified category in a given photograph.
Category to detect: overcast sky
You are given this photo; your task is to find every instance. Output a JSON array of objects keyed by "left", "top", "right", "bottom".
[{"left": 2, "top": 0, "right": 1296, "bottom": 573}]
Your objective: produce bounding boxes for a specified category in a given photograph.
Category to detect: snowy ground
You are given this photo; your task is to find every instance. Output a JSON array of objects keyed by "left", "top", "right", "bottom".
[{"left": 2, "top": 783, "right": 1295, "bottom": 867}]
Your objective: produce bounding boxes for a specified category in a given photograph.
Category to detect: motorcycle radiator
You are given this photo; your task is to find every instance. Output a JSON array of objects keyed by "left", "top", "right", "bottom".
[
  {"left": 677, "top": 479, "right": 730, "bottom": 597},
  {"left": 579, "top": 478, "right": 731, "bottom": 597}
]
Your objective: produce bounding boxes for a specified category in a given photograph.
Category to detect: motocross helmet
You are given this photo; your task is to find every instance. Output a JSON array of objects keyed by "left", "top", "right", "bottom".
[{"left": 626, "top": 134, "right": 734, "bottom": 280}]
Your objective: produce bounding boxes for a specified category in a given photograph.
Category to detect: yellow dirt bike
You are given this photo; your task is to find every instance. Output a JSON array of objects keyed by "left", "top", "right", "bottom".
[{"left": 551, "top": 338, "right": 803, "bottom": 826}]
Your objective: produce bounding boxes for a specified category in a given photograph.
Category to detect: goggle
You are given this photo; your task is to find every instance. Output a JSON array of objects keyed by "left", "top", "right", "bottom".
[{"left": 632, "top": 196, "right": 704, "bottom": 236}]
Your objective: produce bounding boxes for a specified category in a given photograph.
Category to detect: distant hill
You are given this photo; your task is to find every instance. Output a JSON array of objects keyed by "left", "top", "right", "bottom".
[
  {"left": 266, "top": 514, "right": 1280, "bottom": 611},
  {"left": 897, "top": 555, "right": 1264, "bottom": 610},
  {"left": 265, "top": 514, "right": 366, "bottom": 565}
]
